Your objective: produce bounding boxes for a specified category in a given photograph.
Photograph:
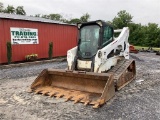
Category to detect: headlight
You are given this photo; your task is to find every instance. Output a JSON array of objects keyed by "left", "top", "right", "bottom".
[{"left": 98, "top": 51, "right": 102, "bottom": 58}]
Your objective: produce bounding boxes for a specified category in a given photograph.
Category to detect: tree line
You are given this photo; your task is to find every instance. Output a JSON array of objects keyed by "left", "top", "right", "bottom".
[
  {"left": 0, "top": 2, "right": 160, "bottom": 47},
  {"left": 112, "top": 10, "right": 160, "bottom": 47},
  {"left": 0, "top": 2, "right": 90, "bottom": 23},
  {"left": 0, "top": 2, "right": 26, "bottom": 15}
]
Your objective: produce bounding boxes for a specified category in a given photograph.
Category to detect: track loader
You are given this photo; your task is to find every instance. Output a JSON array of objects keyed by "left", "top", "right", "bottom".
[{"left": 30, "top": 20, "right": 136, "bottom": 108}]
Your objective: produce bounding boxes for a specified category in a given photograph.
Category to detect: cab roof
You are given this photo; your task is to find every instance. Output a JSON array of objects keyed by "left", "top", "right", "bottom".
[{"left": 77, "top": 20, "right": 113, "bottom": 29}]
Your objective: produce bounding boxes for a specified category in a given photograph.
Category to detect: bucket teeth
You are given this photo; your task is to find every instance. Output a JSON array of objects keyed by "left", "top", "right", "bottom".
[
  {"left": 48, "top": 92, "right": 58, "bottom": 97},
  {"left": 35, "top": 89, "right": 42, "bottom": 94},
  {"left": 74, "top": 97, "right": 83, "bottom": 104},
  {"left": 93, "top": 99, "right": 105, "bottom": 108},
  {"left": 65, "top": 96, "right": 73, "bottom": 102},
  {"left": 84, "top": 100, "right": 91, "bottom": 106},
  {"left": 42, "top": 91, "right": 49, "bottom": 95},
  {"left": 31, "top": 85, "right": 107, "bottom": 108},
  {"left": 56, "top": 94, "right": 64, "bottom": 99},
  {"left": 33, "top": 87, "right": 104, "bottom": 108},
  {"left": 93, "top": 103, "right": 100, "bottom": 108}
]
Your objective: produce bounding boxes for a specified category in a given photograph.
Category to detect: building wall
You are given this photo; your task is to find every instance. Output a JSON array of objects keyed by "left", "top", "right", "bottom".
[{"left": 0, "top": 18, "right": 78, "bottom": 64}]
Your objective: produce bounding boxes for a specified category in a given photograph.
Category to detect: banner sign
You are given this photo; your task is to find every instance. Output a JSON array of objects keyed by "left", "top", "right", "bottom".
[{"left": 10, "top": 27, "right": 39, "bottom": 44}]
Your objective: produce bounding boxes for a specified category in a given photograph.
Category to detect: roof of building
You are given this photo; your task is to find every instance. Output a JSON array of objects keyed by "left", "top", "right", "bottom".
[{"left": 0, "top": 13, "right": 75, "bottom": 26}]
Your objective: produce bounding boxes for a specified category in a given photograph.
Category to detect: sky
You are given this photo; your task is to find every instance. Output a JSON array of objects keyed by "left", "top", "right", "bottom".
[{"left": 1, "top": 0, "right": 160, "bottom": 25}]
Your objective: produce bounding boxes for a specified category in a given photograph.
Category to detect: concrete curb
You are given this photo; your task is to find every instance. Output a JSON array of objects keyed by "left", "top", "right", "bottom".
[{"left": 0, "top": 57, "right": 66, "bottom": 69}]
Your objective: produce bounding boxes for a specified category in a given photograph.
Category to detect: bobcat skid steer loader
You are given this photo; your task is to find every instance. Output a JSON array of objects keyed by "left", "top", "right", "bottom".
[{"left": 29, "top": 20, "right": 136, "bottom": 108}]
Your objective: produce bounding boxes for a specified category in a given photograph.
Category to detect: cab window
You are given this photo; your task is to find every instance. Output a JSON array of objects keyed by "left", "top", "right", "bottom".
[{"left": 102, "top": 26, "right": 113, "bottom": 46}]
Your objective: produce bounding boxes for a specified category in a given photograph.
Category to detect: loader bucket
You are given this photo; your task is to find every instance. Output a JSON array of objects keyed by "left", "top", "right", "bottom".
[{"left": 30, "top": 69, "right": 115, "bottom": 108}]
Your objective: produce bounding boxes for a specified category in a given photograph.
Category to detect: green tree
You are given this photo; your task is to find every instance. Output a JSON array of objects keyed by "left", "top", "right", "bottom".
[
  {"left": 128, "top": 22, "right": 160, "bottom": 47},
  {"left": 41, "top": 14, "right": 50, "bottom": 19},
  {"left": 68, "top": 18, "right": 81, "bottom": 24},
  {"left": 112, "top": 10, "right": 133, "bottom": 29},
  {"left": 80, "top": 13, "right": 90, "bottom": 22},
  {"left": 128, "top": 23, "right": 145, "bottom": 46},
  {"left": 34, "top": 14, "right": 41, "bottom": 17},
  {"left": 144, "top": 23, "right": 160, "bottom": 47},
  {"left": 32, "top": 13, "right": 91, "bottom": 24},
  {"left": 4, "top": 5, "right": 15, "bottom": 14},
  {"left": 16, "top": 6, "right": 26, "bottom": 15},
  {"left": 6, "top": 41, "right": 12, "bottom": 64},
  {"left": 49, "top": 14, "right": 62, "bottom": 21},
  {"left": 48, "top": 42, "right": 53, "bottom": 59},
  {"left": 0, "top": 2, "right": 4, "bottom": 12},
  {"left": 61, "top": 18, "right": 69, "bottom": 23}
]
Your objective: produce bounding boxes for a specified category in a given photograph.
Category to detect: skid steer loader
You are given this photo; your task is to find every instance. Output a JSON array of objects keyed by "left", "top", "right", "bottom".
[{"left": 29, "top": 20, "right": 136, "bottom": 108}]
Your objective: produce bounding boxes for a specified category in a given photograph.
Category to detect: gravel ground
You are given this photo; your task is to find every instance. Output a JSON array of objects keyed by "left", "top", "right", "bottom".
[
  {"left": 0, "top": 61, "right": 67, "bottom": 79},
  {"left": 0, "top": 52, "right": 160, "bottom": 120}
]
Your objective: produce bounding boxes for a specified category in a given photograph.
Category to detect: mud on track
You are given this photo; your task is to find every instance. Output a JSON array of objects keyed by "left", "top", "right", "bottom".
[{"left": 0, "top": 53, "right": 160, "bottom": 120}]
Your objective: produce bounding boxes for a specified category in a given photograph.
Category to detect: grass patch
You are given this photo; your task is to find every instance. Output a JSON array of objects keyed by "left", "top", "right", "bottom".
[{"left": 135, "top": 46, "right": 160, "bottom": 51}]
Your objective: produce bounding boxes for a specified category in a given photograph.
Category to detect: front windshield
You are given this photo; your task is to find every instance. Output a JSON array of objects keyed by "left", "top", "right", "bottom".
[{"left": 78, "top": 25, "right": 100, "bottom": 59}]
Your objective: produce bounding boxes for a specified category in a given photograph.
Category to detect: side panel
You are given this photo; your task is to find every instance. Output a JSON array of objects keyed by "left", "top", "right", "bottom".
[
  {"left": 0, "top": 19, "right": 1, "bottom": 63},
  {"left": 0, "top": 19, "right": 78, "bottom": 63},
  {"left": 0, "top": 18, "right": 7, "bottom": 64},
  {"left": 94, "top": 27, "right": 129, "bottom": 72}
]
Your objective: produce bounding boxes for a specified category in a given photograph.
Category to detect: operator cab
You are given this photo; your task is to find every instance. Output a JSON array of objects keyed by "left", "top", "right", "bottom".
[
  {"left": 77, "top": 20, "right": 114, "bottom": 60},
  {"left": 74, "top": 20, "right": 114, "bottom": 71}
]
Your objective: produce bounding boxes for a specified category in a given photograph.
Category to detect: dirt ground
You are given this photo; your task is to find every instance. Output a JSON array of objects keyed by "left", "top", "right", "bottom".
[{"left": 0, "top": 52, "right": 160, "bottom": 120}]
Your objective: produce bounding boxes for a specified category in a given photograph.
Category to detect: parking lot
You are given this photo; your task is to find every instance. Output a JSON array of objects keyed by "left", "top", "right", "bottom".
[{"left": 0, "top": 52, "right": 160, "bottom": 120}]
